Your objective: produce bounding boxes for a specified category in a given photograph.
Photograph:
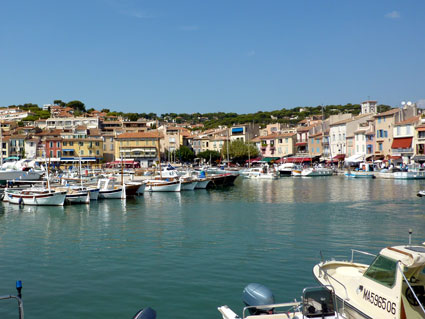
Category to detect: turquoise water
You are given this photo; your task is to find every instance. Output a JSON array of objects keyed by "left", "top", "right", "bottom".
[{"left": 0, "top": 177, "right": 424, "bottom": 319}]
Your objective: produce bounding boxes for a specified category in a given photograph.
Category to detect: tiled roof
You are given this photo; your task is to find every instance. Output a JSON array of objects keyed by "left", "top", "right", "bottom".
[
  {"left": 374, "top": 109, "right": 400, "bottom": 117},
  {"left": 116, "top": 131, "right": 162, "bottom": 139},
  {"left": 395, "top": 115, "right": 420, "bottom": 126}
]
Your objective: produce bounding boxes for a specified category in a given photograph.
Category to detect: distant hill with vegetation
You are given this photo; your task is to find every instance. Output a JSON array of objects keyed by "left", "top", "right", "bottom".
[{"left": 2, "top": 100, "right": 392, "bottom": 129}]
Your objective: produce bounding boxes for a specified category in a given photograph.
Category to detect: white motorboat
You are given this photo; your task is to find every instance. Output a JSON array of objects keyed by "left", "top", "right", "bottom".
[
  {"left": 313, "top": 236, "right": 425, "bottom": 319},
  {"left": 218, "top": 283, "right": 342, "bottom": 319},
  {"left": 145, "top": 179, "right": 181, "bottom": 192},
  {"left": 4, "top": 187, "right": 67, "bottom": 206},
  {"left": 277, "top": 162, "right": 299, "bottom": 177},
  {"left": 246, "top": 167, "right": 279, "bottom": 180},
  {"left": 97, "top": 178, "right": 125, "bottom": 199},
  {"left": 301, "top": 167, "right": 334, "bottom": 177},
  {"left": 417, "top": 190, "right": 425, "bottom": 197}
]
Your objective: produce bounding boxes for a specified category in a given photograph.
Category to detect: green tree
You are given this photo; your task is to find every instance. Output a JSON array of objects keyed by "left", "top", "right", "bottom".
[
  {"left": 221, "top": 140, "right": 259, "bottom": 164},
  {"left": 66, "top": 100, "right": 86, "bottom": 113},
  {"left": 54, "top": 99, "right": 66, "bottom": 107},
  {"left": 175, "top": 145, "right": 195, "bottom": 163},
  {"left": 197, "top": 150, "right": 221, "bottom": 163}
]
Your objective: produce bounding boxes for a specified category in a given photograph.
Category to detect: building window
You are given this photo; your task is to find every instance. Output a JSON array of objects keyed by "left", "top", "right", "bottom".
[
  {"left": 50, "top": 141, "right": 53, "bottom": 148},
  {"left": 379, "top": 143, "right": 383, "bottom": 151},
  {"left": 96, "top": 150, "right": 100, "bottom": 155},
  {"left": 316, "top": 147, "right": 319, "bottom": 153},
  {"left": 57, "top": 142, "right": 60, "bottom": 148},
  {"left": 57, "top": 151, "right": 61, "bottom": 157},
  {"left": 70, "top": 141, "right": 74, "bottom": 146},
  {"left": 50, "top": 150, "right": 53, "bottom": 158},
  {"left": 397, "top": 126, "right": 401, "bottom": 135},
  {"left": 406, "top": 126, "right": 411, "bottom": 135},
  {"left": 80, "top": 150, "right": 84, "bottom": 155},
  {"left": 63, "top": 141, "right": 67, "bottom": 146}
]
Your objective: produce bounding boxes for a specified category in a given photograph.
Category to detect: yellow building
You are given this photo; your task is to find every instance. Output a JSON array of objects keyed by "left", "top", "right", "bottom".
[
  {"left": 114, "top": 132, "right": 160, "bottom": 167},
  {"left": 62, "top": 138, "right": 104, "bottom": 162}
]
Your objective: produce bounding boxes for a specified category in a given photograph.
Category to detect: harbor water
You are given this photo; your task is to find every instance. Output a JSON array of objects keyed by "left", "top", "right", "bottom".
[{"left": 0, "top": 176, "right": 424, "bottom": 319}]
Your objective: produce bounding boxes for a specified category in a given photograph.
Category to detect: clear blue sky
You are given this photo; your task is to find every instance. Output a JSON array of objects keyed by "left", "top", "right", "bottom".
[{"left": 1, "top": 0, "right": 424, "bottom": 114}]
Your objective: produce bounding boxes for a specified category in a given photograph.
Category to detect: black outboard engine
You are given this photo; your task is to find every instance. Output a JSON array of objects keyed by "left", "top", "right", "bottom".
[
  {"left": 242, "top": 283, "right": 275, "bottom": 315},
  {"left": 132, "top": 307, "right": 156, "bottom": 319}
]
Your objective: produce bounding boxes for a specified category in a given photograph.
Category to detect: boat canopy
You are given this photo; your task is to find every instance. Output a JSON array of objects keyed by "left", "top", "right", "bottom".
[{"left": 380, "top": 245, "right": 425, "bottom": 268}]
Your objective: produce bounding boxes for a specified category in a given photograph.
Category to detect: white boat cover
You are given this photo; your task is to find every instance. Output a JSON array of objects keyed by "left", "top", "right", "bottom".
[{"left": 380, "top": 245, "right": 425, "bottom": 268}]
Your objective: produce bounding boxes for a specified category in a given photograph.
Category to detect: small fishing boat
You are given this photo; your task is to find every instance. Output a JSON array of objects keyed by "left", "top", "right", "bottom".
[
  {"left": 65, "top": 188, "right": 90, "bottom": 204},
  {"left": 97, "top": 178, "right": 125, "bottom": 199},
  {"left": 218, "top": 283, "right": 341, "bottom": 319},
  {"left": 125, "top": 182, "right": 143, "bottom": 196},
  {"left": 145, "top": 179, "right": 181, "bottom": 192},
  {"left": 180, "top": 178, "right": 198, "bottom": 190},
  {"left": 5, "top": 187, "right": 67, "bottom": 206},
  {"left": 126, "top": 181, "right": 146, "bottom": 195},
  {"left": 313, "top": 232, "right": 425, "bottom": 319}
]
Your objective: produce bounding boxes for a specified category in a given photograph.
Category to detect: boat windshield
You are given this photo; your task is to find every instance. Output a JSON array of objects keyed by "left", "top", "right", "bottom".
[
  {"left": 364, "top": 255, "right": 397, "bottom": 288},
  {"left": 302, "top": 287, "right": 335, "bottom": 318}
]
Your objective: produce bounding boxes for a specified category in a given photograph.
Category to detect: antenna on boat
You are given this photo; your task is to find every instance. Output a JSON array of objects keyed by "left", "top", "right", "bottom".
[{"left": 408, "top": 229, "right": 412, "bottom": 246}]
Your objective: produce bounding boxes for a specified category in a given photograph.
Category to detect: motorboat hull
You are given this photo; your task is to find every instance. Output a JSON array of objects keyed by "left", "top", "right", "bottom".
[
  {"left": 345, "top": 172, "right": 375, "bottom": 178},
  {"left": 301, "top": 168, "right": 333, "bottom": 176}
]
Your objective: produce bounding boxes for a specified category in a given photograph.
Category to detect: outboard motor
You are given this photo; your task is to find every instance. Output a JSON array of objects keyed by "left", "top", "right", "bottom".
[
  {"left": 132, "top": 307, "right": 156, "bottom": 319},
  {"left": 242, "top": 283, "right": 275, "bottom": 315}
]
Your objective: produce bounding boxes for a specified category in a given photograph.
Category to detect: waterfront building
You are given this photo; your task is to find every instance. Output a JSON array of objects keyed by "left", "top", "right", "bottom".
[
  {"left": 61, "top": 137, "right": 103, "bottom": 163},
  {"left": 8, "top": 135, "right": 26, "bottom": 158},
  {"left": 374, "top": 102, "right": 419, "bottom": 160},
  {"left": 414, "top": 118, "right": 425, "bottom": 163},
  {"left": 296, "top": 125, "right": 315, "bottom": 154},
  {"left": 253, "top": 132, "right": 296, "bottom": 158},
  {"left": 114, "top": 131, "right": 160, "bottom": 167},
  {"left": 392, "top": 115, "right": 420, "bottom": 164},
  {"left": 329, "top": 118, "right": 350, "bottom": 158},
  {"left": 122, "top": 120, "right": 148, "bottom": 133},
  {"left": 309, "top": 132, "right": 323, "bottom": 157},
  {"left": 44, "top": 136, "right": 62, "bottom": 159},
  {"left": 228, "top": 123, "right": 260, "bottom": 143},
  {"left": 24, "top": 137, "right": 39, "bottom": 159}
]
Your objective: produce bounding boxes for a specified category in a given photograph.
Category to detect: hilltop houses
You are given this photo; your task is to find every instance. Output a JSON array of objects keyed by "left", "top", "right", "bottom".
[{"left": 0, "top": 100, "right": 424, "bottom": 168}]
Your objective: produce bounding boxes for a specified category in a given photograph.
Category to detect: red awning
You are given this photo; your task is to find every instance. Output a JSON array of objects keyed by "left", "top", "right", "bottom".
[
  {"left": 391, "top": 137, "right": 412, "bottom": 149},
  {"left": 416, "top": 127, "right": 425, "bottom": 132},
  {"left": 332, "top": 154, "right": 345, "bottom": 160},
  {"left": 390, "top": 156, "right": 402, "bottom": 160},
  {"left": 281, "top": 157, "right": 312, "bottom": 163},
  {"left": 295, "top": 142, "right": 307, "bottom": 146}
]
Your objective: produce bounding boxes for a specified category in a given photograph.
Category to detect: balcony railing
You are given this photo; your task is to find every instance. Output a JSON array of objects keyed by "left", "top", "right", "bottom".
[{"left": 392, "top": 148, "right": 414, "bottom": 153}]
